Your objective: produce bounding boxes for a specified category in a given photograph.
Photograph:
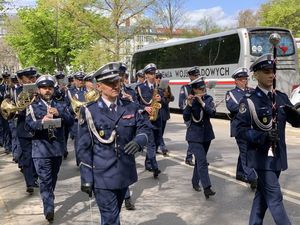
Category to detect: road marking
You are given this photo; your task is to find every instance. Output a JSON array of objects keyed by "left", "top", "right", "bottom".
[{"left": 165, "top": 153, "right": 300, "bottom": 205}]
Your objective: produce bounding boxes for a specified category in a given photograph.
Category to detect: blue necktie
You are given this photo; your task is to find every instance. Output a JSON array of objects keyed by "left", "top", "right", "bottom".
[{"left": 110, "top": 103, "right": 117, "bottom": 118}]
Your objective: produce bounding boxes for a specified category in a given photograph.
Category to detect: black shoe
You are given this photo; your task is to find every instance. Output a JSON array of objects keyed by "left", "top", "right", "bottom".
[
  {"left": 145, "top": 168, "right": 153, "bottom": 172},
  {"left": 26, "top": 186, "right": 34, "bottom": 194},
  {"left": 153, "top": 169, "right": 161, "bottom": 178},
  {"left": 193, "top": 185, "right": 201, "bottom": 192},
  {"left": 125, "top": 198, "right": 136, "bottom": 210},
  {"left": 63, "top": 151, "right": 68, "bottom": 160},
  {"left": 250, "top": 180, "right": 257, "bottom": 190},
  {"left": 236, "top": 175, "right": 246, "bottom": 182},
  {"left": 162, "top": 151, "right": 169, "bottom": 157},
  {"left": 45, "top": 211, "right": 54, "bottom": 223},
  {"left": 204, "top": 187, "right": 216, "bottom": 199},
  {"left": 185, "top": 160, "right": 195, "bottom": 166}
]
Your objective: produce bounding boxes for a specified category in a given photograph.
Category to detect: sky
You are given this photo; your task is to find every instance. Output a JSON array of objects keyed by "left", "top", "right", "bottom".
[
  {"left": 184, "top": 0, "right": 268, "bottom": 27},
  {"left": 7, "top": 0, "right": 269, "bottom": 28}
]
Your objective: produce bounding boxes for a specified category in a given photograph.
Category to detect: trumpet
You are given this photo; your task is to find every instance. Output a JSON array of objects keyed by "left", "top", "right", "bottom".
[{"left": 0, "top": 91, "right": 36, "bottom": 120}]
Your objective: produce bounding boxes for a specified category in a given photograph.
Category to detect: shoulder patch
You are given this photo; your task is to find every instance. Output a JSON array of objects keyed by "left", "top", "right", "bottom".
[
  {"left": 226, "top": 94, "right": 231, "bottom": 101},
  {"left": 239, "top": 103, "right": 247, "bottom": 114}
]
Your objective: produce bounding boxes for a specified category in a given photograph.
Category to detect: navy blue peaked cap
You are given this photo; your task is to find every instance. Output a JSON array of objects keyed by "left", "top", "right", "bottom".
[
  {"left": 232, "top": 68, "right": 249, "bottom": 79},
  {"left": 136, "top": 69, "right": 144, "bottom": 77},
  {"left": 189, "top": 76, "right": 205, "bottom": 89},
  {"left": 2, "top": 70, "right": 11, "bottom": 77},
  {"left": 94, "top": 62, "right": 120, "bottom": 82},
  {"left": 55, "top": 71, "right": 65, "bottom": 79},
  {"left": 250, "top": 53, "right": 274, "bottom": 72},
  {"left": 74, "top": 71, "right": 86, "bottom": 80},
  {"left": 16, "top": 67, "right": 37, "bottom": 78},
  {"left": 143, "top": 63, "right": 157, "bottom": 74},
  {"left": 36, "top": 75, "right": 56, "bottom": 88},
  {"left": 187, "top": 66, "right": 200, "bottom": 76},
  {"left": 119, "top": 62, "right": 127, "bottom": 73}
]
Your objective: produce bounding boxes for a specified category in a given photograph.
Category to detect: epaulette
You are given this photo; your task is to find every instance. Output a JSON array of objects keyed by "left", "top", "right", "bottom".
[{"left": 245, "top": 92, "right": 253, "bottom": 98}]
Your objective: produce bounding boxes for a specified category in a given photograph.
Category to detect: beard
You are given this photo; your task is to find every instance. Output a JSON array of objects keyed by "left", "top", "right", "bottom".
[{"left": 41, "top": 93, "right": 53, "bottom": 101}]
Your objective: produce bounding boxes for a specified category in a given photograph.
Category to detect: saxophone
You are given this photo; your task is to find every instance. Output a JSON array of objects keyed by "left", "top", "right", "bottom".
[{"left": 149, "top": 85, "right": 162, "bottom": 121}]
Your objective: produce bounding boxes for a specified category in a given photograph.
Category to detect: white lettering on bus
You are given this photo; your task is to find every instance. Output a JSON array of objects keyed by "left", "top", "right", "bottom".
[{"left": 200, "top": 67, "right": 230, "bottom": 77}]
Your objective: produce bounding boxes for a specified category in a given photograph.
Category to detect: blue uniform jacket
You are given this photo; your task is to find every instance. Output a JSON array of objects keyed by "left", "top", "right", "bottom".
[
  {"left": 14, "top": 86, "right": 35, "bottom": 138},
  {"left": 183, "top": 95, "right": 216, "bottom": 142},
  {"left": 225, "top": 87, "right": 253, "bottom": 137},
  {"left": 178, "top": 84, "right": 192, "bottom": 110},
  {"left": 136, "top": 81, "right": 164, "bottom": 129},
  {"left": 120, "top": 85, "right": 138, "bottom": 103},
  {"left": 160, "top": 86, "right": 174, "bottom": 121},
  {"left": 77, "top": 97, "right": 150, "bottom": 190},
  {"left": 236, "top": 87, "right": 300, "bottom": 171},
  {"left": 53, "top": 85, "right": 66, "bottom": 102},
  {"left": 25, "top": 98, "right": 74, "bottom": 158}
]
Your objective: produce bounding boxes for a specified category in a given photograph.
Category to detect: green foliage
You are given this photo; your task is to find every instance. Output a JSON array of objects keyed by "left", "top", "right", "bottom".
[
  {"left": 4, "top": 0, "right": 107, "bottom": 73},
  {"left": 259, "top": 0, "right": 300, "bottom": 36}
]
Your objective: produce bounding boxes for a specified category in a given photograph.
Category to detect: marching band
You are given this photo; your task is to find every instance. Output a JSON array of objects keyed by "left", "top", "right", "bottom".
[{"left": 1, "top": 51, "right": 300, "bottom": 224}]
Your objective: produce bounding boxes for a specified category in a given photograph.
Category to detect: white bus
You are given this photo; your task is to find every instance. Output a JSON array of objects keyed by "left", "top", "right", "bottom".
[{"left": 131, "top": 27, "right": 300, "bottom": 113}]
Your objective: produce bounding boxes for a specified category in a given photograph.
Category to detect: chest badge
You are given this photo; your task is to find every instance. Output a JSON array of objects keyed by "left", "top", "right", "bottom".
[
  {"left": 99, "top": 130, "right": 105, "bottom": 137},
  {"left": 239, "top": 103, "right": 247, "bottom": 114},
  {"left": 262, "top": 117, "right": 268, "bottom": 124}
]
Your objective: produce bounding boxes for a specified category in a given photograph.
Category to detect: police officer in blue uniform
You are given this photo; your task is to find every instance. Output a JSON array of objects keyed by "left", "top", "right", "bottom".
[
  {"left": 78, "top": 62, "right": 150, "bottom": 225},
  {"left": 26, "top": 75, "right": 74, "bottom": 222},
  {"left": 225, "top": 68, "right": 257, "bottom": 189},
  {"left": 54, "top": 71, "right": 67, "bottom": 102},
  {"left": 6, "top": 74, "right": 21, "bottom": 162},
  {"left": 183, "top": 77, "right": 216, "bottom": 199},
  {"left": 118, "top": 62, "right": 137, "bottom": 210},
  {"left": 155, "top": 71, "right": 174, "bottom": 155},
  {"left": 15, "top": 67, "right": 39, "bottom": 194},
  {"left": 67, "top": 73, "right": 74, "bottom": 88},
  {"left": 0, "top": 71, "right": 12, "bottom": 153},
  {"left": 135, "top": 69, "right": 145, "bottom": 84},
  {"left": 236, "top": 53, "right": 300, "bottom": 225},
  {"left": 119, "top": 63, "right": 137, "bottom": 103},
  {"left": 179, "top": 67, "right": 200, "bottom": 166},
  {"left": 136, "top": 63, "right": 162, "bottom": 178},
  {"left": 54, "top": 71, "right": 69, "bottom": 159},
  {"left": 66, "top": 71, "right": 87, "bottom": 165}
]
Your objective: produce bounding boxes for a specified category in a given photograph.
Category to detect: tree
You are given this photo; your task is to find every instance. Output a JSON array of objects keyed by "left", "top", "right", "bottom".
[
  {"left": 237, "top": 9, "right": 258, "bottom": 28},
  {"left": 259, "top": 0, "right": 300, "bottom": 36},
  {"left": 197, "top": 16, "right": 222, "bottom": 35},
  {"left": 150, "top": 0, "right": 187, "bottom": 38},
  {"left": 61, "top": 0, "right": 155, "bottom": 64},
  {"left": 4, "top": 0, "right": 102, "bottom": 73}
]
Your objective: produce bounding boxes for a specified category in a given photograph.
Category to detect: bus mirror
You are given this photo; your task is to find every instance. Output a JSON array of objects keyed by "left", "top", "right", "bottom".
[{"left": 207, "top": 81, "right": 216, "bottom": 89}]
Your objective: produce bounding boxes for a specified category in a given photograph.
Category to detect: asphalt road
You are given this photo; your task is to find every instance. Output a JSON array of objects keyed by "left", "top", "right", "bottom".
[{"left": 1, "top": 114, "right": 300, "bottom": 225}]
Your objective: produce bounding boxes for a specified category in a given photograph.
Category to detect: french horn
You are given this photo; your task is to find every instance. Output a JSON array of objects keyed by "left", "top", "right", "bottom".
[{"left": 0, "top": 91, "right": 36, "bottom": 120}]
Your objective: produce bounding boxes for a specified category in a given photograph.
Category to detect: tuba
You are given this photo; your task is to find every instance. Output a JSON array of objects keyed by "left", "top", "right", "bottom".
[
  {"left": 149, "top": 85, "right": 161, "bottom": 121},
  {"left": 0, "top": 91, "right": 36, "bottom": 120},
  {"left": 70, "top": 89, "right": 100, "bottom": 117}
]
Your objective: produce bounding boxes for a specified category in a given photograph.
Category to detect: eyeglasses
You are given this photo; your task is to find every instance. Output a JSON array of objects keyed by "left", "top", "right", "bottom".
[{"left": 156, "top": 76, "right": 162, "bottom": 79}]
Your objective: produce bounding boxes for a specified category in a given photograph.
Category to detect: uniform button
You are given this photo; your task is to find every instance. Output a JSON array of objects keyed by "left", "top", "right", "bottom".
[{"left": 115, "top": 125, "right": 118, "bottom": 128}]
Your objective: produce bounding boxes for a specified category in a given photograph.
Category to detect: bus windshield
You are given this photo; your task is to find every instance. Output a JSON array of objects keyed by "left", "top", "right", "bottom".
[{"left": 249, "top": 30, "right": 295, "bottom": 56}]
